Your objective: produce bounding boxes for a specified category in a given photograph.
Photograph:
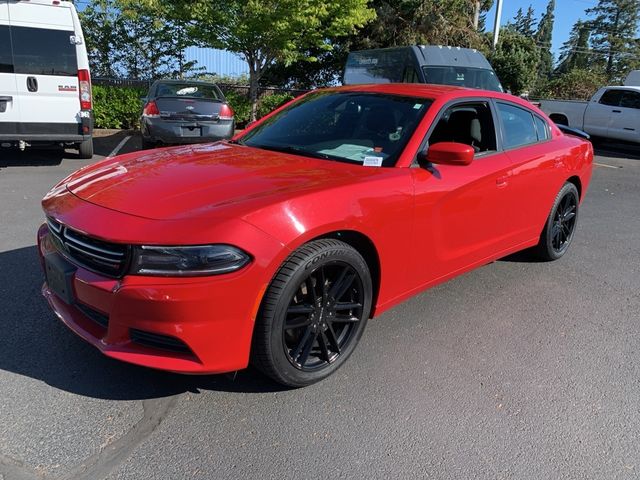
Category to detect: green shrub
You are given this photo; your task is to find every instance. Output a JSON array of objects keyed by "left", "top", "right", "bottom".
[
  {"left": 93, "top": 85, "right": 147, "bottom": 129},
  {"left": 257, "top": 93, "right": 295, "bottom": 119},
  {"left": 535, "top": 69, "right": 608, "bottom": 100},
  {"left": 224, "top": 90, "right": 252, "bottom": 126}
]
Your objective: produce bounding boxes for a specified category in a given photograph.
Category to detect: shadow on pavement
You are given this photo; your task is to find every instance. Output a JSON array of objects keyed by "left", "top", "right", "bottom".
[
  {"left": 593, "top": 140, "right": 640, "bottom": 160},
  {"left": 0, "top": 147, "right": 64, "bottom": 167},
  {"left": 0, "top": 246, "right": 285, "bottom": 400}
]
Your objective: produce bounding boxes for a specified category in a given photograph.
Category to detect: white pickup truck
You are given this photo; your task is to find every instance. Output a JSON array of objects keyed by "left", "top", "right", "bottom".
[{"left": 539, "top": 86, "right": 640, "bottom": 144}]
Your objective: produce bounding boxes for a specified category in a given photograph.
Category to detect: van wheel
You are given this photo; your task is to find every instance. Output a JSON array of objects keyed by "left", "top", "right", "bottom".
[{"left": 78, "top": 138, "right": 94, "bottom": 159}]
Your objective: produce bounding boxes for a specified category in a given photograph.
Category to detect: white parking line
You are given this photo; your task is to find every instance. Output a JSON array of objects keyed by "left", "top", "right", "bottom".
[
  {"left": 594, "top": 162, "right": 621, "bottom": 169},
  {"left": 107, "top": 135, "right": 132, "bottom": 158}
]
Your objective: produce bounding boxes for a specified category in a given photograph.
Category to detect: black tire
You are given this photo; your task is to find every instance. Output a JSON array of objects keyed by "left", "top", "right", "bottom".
[
  {"left": 78, "top": 138, "right": 94, "bottom": 159},
  {"left": 536, "top": 182, "right": 579, "bottom": 261},
  {"left": 252, "top": 239, "right": 372, "bottom": 387}
]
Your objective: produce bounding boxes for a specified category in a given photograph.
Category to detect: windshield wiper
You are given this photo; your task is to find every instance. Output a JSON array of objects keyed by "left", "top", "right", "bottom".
[{"left": 247, "top": 143, "right": 338, "bottom": 161}]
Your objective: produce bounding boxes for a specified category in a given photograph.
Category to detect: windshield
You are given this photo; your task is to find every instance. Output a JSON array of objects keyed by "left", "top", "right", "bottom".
[
  {"left": 238, "top": 92, "right": 431, "bottom": 167},
  {"left": 154, "top": 83, "right": 223, "bottom": 100},
  {"left": 422, "top": 66, "right": 503, "bottom": 92}
]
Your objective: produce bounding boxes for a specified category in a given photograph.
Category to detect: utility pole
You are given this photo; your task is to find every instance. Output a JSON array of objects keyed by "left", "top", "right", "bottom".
[
  {"left": 492, "top": 0, "right": 504, "bottom": 51},
  {"left": 473, "top": 1, "right": 481, "bottom": 30}
]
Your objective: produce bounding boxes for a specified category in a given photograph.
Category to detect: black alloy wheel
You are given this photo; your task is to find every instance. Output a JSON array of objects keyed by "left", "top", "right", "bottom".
[
  {"left": 537, "top": 182, "right": 580, "bottom": 261},
  {"left": 283, "top": 261, "right": 364, "bottom": 371},
  {"left": 252, "top": 239, "right": 372, "bottom": 387}
]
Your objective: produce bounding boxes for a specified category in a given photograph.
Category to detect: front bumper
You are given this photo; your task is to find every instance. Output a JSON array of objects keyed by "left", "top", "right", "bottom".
[
  {"left": 141, "top": 117, "right": 234, "bottom": 145},
  {"left": 37, "top": 222, "right": 277, "bottom": 374}
]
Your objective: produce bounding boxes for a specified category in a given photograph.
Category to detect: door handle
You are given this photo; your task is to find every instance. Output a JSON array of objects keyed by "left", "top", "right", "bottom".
[
  {"left": 612, "top": 109, "right": 622, "bottom": 113},
  {"left": 26, "top": 76, "right": 38, "bottom": 92},
  {"left": 496, "top": 176, "right": 508, "bottom": 188}
]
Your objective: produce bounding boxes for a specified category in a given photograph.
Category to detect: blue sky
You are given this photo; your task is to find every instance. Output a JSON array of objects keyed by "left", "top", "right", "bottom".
[{"left": 487, "top": 0, "right": 598, "bottom": 58}]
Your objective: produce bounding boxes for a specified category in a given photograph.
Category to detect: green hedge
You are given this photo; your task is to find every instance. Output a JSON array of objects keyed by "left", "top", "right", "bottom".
[
  {"left": 93, "top": 85, "right": 147, "bottom": 129},
  {"left": 92, "top": 84, "right": 296, "bottom": 130}
]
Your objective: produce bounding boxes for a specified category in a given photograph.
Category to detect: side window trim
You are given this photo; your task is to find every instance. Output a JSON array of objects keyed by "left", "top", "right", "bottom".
[{"left": 412, "top": 97, "right": 502, "bottom": 166}]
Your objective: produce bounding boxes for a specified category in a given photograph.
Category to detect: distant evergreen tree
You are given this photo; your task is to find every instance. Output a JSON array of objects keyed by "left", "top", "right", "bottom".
[
  {"left": 535, "top": 0, "right": 556, "bottom": 80},
  {"left": 556, "top": 20, "right": 591, "bottom": 74},
  {"left": 586, "top": 0, "right": 640, "bottom": 81},
  {"left": 513, "top": 5, "right": 537, "bottom": 37}
]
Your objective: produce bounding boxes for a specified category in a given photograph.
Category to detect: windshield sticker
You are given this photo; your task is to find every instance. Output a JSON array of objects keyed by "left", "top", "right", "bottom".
[
  {"left": 413, "top": 104, "right": 422, "bottom": 109},
  {"left": 363, "top": 156, "right": 383, "bottom": 167}
]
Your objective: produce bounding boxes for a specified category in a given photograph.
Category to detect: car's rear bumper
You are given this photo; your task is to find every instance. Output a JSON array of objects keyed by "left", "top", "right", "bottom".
[
  {"left": 0, "top": 116, "right": 92, "bottom": 143},
  {"left": 142, "top": 117, "right": 234, "bottom": 144}
]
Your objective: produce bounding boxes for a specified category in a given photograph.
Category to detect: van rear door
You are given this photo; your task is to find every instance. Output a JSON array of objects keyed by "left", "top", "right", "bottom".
[
  {"left": 0, "top": 3, "right": 20, "bottom": 135},
  {"left": 8, "top": 2, "right": 80, "bottom": 138}
]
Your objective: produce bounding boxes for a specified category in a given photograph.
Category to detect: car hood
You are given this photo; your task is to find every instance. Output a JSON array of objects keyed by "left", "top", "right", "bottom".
[{"left": 65, "top": 143, "right": 376, "bottom": 220}]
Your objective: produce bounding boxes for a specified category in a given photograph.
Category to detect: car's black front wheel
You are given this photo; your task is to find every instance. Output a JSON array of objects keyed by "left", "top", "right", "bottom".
[
  {"left": 252, "top": 239, "right": 372, "bottom": 387},
  {"left": 536, "top": 182, "right": 580, "bottom": 261}
]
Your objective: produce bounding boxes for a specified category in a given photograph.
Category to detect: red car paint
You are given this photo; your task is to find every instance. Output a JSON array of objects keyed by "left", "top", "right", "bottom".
[{"left": 39, "top": 84, "right": 593, "bottom": 374}]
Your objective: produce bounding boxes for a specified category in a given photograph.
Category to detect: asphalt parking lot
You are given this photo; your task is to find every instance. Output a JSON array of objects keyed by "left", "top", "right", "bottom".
[{"left": 1, "top": 134, "right": 639, "bottom": 480}]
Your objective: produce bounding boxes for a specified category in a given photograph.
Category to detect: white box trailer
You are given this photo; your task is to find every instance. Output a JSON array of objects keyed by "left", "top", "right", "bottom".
[
  {"left": 0, "top": 0, "right": 93, "bottom": 158},
  {"left": 624, "top": 70, "right": 640, "bottom": 87}
]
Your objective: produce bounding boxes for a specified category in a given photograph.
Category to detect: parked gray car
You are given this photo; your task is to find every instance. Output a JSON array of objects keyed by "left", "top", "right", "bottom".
[{"left": 140, "top": 80, "right": 235, "bottom": 148}]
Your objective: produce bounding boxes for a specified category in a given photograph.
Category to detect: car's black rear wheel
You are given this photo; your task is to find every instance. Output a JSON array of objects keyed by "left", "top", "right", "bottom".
[
  {"left": 252, "top": 239, "right": 372, "bottom": 387},
  {"left": 536, "top": 182, "right": 579, "bottom": 261}
]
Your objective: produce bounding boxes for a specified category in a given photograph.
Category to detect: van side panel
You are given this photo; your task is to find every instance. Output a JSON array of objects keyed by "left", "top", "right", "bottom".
[{"left": 0, "top": 4, "right": 21, "bottom": 132}]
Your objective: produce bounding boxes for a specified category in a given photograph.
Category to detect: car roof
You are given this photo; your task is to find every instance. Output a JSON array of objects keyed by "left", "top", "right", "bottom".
[
  {"left": 322, "top": 83, "right": 528, "bottom": 105},
  {"left": 601, "top": 85, "right": 640, "bottom": 92},
  {"left": 152, "top": 79, "right": 220, "bottom": 87}
]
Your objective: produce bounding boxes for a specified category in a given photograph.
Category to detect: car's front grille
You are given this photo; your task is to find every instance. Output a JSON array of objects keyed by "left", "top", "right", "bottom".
[{"left": 47, "top": 217, "right": 129, "bottom": 277}]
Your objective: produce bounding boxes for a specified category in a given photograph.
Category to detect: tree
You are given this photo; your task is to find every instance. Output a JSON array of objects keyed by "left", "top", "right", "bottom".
[
  {"left": 129, "top": 0, "right": 375, "bottom": 120},
  {"left": 489, "top": 29, "right": 540, "bottom": 94},
  {"left": 586, "top": 0, "right": 640, "bottom": 81},
  {"left": 537, "top": 68, "right": 607, "bottom": 100},
  {"left": 80, "top": 0, "right": 201, "bottom": 79},
  {"left": 535, "top": 0, "right": 556, "bottom": 81},
  {"left": 556, "top": 20, "right": 591, "bottom": 74},
  {"left": 79, "top": 0, "right": 119, "bottom": 77},
  {"left": 509, "top": 5, "right": 537, "bottom": 37}
]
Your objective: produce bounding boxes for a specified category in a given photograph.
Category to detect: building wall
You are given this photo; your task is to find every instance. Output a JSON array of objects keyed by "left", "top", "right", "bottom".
[{"left": 184, "top": 47, "right": 249, "bottom": 77}]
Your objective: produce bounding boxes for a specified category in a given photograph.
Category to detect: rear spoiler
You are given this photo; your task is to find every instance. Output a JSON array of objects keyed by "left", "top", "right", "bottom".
[{"left": 556, "top": 124, "right": 590, "bottom": 141}]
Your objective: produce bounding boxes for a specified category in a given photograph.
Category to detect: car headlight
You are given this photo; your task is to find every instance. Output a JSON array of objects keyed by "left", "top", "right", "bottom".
[{"left": 130, "top": 245, "right": 251, "bottom": 276}]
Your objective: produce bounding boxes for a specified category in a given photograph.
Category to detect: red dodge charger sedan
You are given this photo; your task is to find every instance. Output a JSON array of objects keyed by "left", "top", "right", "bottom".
[{"left": 38, "top": 84, "right": 593, "bottom": 386}]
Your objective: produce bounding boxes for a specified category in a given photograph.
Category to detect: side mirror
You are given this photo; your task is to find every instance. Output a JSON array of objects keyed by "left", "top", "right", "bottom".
[{"left": 418, "top": 142, "right": 474, "bottom": 167}]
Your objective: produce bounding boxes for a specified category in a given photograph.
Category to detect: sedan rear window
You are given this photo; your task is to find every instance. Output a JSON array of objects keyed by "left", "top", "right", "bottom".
[
  {"left": 239, "top": 92, "right": 431, "bottom": 167},
  {"left": 155, "top": 83, "right": 222, "bottom": 100}
]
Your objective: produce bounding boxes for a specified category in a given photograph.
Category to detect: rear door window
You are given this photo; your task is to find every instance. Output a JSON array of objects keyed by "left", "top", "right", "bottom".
[
  {"left": 599, "top": 89, "right": 623, "bottom": 106},
  {"left": 11, "top": 26, "right": 77, "bottom": 76},
  {"left": 620, "top": 90, "right": 640, "bottom": 110},
  {"left": 0, "top": 25, "right": 12, "bottom": 73},
  {"left": 497, "top": 103, "right": 538, "bottom": 149}
]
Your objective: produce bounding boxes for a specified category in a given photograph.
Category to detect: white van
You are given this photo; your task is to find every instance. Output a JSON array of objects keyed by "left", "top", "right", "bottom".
[{"left": 0, "top": 0, "right": 93, "bottom": 158}]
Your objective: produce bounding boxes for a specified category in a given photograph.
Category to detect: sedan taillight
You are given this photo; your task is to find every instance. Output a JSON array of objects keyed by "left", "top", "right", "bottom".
[
  {"left": 78, "top": 69, "right": 92, "bottom": 110},
  {"left": 219, "top": 103, "right": 234, "bottom": 120},
  {"left": 143, "top": 101, "right": 160, "bottom": 117}
]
